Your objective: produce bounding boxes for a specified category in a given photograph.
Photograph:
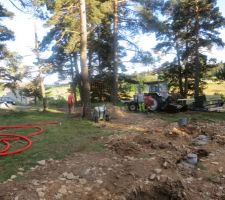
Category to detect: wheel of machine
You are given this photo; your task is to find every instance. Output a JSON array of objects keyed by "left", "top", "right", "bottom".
[
  {"left": 148, "top": 97, "right": 159, "bottom": 111},
  {"left": 94, "top": 116, "right": 99, "bottom": 123},
  {"left": 128, "top": 102, "right": 138, "bottom": 111},
  {"left": 105, "top": 114, "right": 110, "bottom": 121}
]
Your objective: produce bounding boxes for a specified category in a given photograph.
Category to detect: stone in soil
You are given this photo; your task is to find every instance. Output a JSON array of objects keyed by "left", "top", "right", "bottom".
[
  {"left": 149, "top": 174, "right": 156, "bottom": 180},
  {"left": 154, "top": 168, "right": 162, "bottom": 174},
  {"left": 10, "top": 175, "right": 17, "bottom": 179},
  {"left": 63, "top": 172, "right": 77, "bottom": 180},
  {"left": 37, "top": 160, "right": 46, "bottom": 166},
  {"left": 58, "top": 185, "right": 67, "bottom": 194},
  {"left": 192, "top": 135, "right": 209, "bottom": 145}
]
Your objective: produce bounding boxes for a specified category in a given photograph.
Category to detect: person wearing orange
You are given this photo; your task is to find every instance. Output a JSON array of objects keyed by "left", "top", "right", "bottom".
[
  {"left": 144, "top": 94, "right": 154, "bottom": 112},
  {"left": 67, "top": 92, "right": 75, "bottom": 114}
]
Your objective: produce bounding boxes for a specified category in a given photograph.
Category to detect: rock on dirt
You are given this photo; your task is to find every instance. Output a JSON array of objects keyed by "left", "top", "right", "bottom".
[
  {"left": 96, "top": 179, "right": 103, "bottom": 184},
  {"left": 17, "top": 172, "right": 24, "bottom": 176},
  {"left": 31, "top": 179, "right": 40, "bottom": 186},
  {"left": 163, "top": 161, "right": 168, "bottom": 168},
  {"left": 192, "top": 135, "right": 209, "bottom": 145},
  {"left": 79, "top": 178, "right": 87, "bottom": 185},
  {"left": 10, "top": 175, "right": 17, "bottom": 179},
  {"left": 150, "top": 174, "right": 156, "bottom": 180},
  {"left": 154, "top": 168, "right": 162, "bottom": 174},
  {"left": 37, "top": 160, "right": 46, "bottom": 166},
  {"left": 58, "top": 185, "right": 67, "bottom": 194},
  {"left": 62, "top": 172, "right": 77, "bottom": 180}
]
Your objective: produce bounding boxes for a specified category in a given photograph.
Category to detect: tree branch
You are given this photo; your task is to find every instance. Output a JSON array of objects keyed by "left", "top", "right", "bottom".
[{"left": 8, "top": 0, "right": 29, "bottom": 13}]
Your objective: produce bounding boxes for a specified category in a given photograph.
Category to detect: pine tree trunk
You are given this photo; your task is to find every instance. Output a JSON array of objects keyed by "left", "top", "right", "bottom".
[
  {"left": 34, "top": 96, "right": 37, "bottom": 105},
  {"left": 73, "top": 53, "right": 83, "bottom": 103},
  {"left": 69, "top": 55, "right": 77, "bottom": 97},
  {"left": 40, "top": 77, "right": 47, "bottom": 111},
  {"left": 194, "top": 46, "right": 200, "bottom": 98},
  {"left": 112, "top": 0, "right": 119, "bottom": 105},
  {"left": 175, "top": 43, "right": 184, "bottom": 97},
  {"left": 184, "top": 64, "right": 188, "bottom": 98},
  {"left": 194, "top": 0, "right": 201, "bottom": 98},
  {"left": 79, "top": 0, "right": 91, "bottom": 118}
]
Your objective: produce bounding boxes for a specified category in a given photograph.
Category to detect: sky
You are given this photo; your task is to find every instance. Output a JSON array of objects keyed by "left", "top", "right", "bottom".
[
  {"left": 1, "top": 0, "right": 225, "bottom": 84},
  {"left": 1, "top": 1, "right": 46, "bottom": 61}
]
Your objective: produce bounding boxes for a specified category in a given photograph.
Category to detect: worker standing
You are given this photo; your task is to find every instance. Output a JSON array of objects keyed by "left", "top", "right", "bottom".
[
  {"left": 67, "top": 92, "right": 75, "bottom": 114},
  {"left": 137, "top": 92, "right": 144, "bottom": 112},
  {"left": 144, "top": 95, "right": 154, "bottom": 112},
  {"left": 136, "top": 85, "right": 144, "bottom": 112}
]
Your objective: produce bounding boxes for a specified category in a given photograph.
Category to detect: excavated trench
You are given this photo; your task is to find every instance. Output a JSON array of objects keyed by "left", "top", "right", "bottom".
[{"left": 126, "top": 181, "right": 188, "bottom": 200}]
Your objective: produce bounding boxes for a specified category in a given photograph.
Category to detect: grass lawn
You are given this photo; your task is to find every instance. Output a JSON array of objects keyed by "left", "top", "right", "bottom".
[{"left": 0, "top": 109, "right": 112, "bottom": 182}]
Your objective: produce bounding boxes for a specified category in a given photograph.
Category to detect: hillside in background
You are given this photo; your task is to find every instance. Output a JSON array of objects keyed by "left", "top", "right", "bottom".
[
  {"left": 46, "top": 84, "right": 70, "bottom": 100},
  {"left": 1, "top": 80, "right": 225, "bottom": 102},
  {"left": 45, "top": 80, "right": 225, "bottom": 100},
  {"left": 204, "top": 80, "right": 225, "bottom": 97}
]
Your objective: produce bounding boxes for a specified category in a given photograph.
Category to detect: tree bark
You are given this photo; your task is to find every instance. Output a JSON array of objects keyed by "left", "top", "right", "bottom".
[
  {"left": 194, "top": 45, "right": 201, "bottom": 98},
  {"left": 175, "top": 42, "right": 184, "bottom": 97},
  {"left": 79, "top": 0, "right": 91, "bottom": 118},
  {"left": 194, "top": 0, "right": 201, "bottom": 98},
  {"left": 73, "top": 52, "right": 83, "bottom": 103},
  {"left": 34, "top": 96, "right": 37, "bottom": 105},
  {"left": 40, "top": 77, "right": 47, "bottom": 111},
  {"left": 112, "top": 0, "right": 119, "bottom": 105},
  {"left": 184, "top": 64, "right": 188, "bottom": 98}
]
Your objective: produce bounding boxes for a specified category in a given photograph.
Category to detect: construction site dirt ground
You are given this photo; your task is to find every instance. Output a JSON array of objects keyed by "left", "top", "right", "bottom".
[{"left": 1, "top": 110, "right": 225, "bottom": 200}]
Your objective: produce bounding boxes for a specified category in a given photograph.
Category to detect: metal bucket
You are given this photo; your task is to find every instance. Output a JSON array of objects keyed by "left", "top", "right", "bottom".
[
  {"left": 186, "top": 153, "right": 198, "bottom": 165},
  {"left": 178, "top": 117, "right": 189, "bottom": 126}
]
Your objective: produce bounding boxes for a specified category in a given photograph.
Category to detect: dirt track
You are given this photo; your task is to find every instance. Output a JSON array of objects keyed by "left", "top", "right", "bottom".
[{"left": 1, "top": 111, "right": 225, "bottom": 200}]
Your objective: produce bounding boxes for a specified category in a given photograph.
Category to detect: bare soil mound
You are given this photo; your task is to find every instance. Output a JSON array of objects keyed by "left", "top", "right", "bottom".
[{"left": 108, "top": 139, "right": 141, "bottom": 157}]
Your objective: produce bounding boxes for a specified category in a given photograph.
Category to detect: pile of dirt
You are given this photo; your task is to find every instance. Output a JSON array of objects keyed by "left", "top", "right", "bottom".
[
  {"left": 214, "top": 134, "right": 225, "bottom": 145},
  {"left": 164, "top": 122, "right": 201, "bottom": 137},
  {"left": 107, "top": 139, "right": 141, "bottom": 156},
  {"left": 133, "top": 134, "right": 152, "bottom": 145},
  {"left": 194, "top": 121, "right": 225, "bottom": 136},
  {"left": 106, "top": 104, "right": 128, "bottom": 119},
  {"left": 133, "top": 135, "right": 174, "bottom": 150}
]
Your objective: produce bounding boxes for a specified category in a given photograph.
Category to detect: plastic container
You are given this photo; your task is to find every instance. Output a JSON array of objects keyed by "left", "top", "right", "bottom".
[
  {"left": 178, "top": 117, "right": 189, "bottom": 126},
  {"left": 186, "top": 153, "right": 198, "bottom": 165}
]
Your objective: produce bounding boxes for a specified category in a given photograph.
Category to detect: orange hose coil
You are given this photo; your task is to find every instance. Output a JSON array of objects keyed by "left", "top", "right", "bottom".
[{"left": 0, "top": 121, "right": 59, "bottom": 156}]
